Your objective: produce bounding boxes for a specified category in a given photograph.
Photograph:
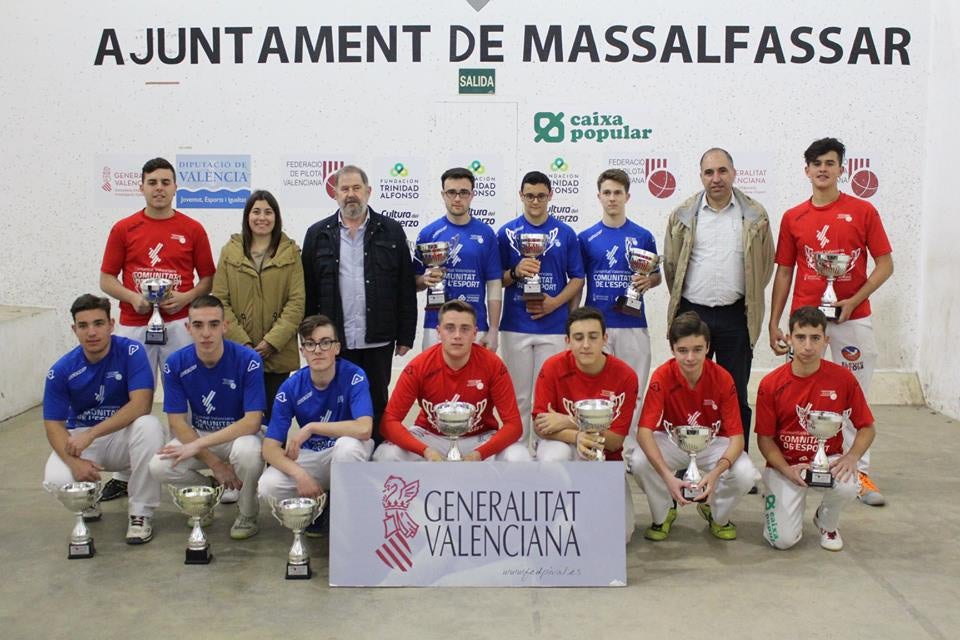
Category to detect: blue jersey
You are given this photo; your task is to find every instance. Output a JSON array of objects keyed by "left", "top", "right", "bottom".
[
  {"left": 497, "top": 215, "right": 584, "bottom": 335},
  {"left": 415, "top": 216, "right": 501, "bottom": 331},
  {"left": 43, "top": 335, "right": 153, "bottom": 430},
  {"left": 579, "top": 219, "right": 659, "bottom": 329},
  {"left": 163, "top": 340, "right": 266, "bottom": 432},
  {"left": 265, "top": 359, "right": 373, "bottom": 452}
]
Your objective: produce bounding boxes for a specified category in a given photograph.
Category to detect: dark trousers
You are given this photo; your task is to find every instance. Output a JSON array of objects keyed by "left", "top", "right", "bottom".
[
  {"left": 262, "top": 371, "right": 291, "bottom": 424},
  {"left": 340, "top": 343, "right": 395, "bottom": 447},
  {"left": 678, "top": 297, "right": 754, "bottom": 451}
]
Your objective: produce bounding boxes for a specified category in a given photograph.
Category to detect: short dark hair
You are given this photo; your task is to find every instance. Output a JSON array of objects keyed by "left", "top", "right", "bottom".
[
  {"left": 668, "top": 311, "right": 711, "bottom": 348},
  {"left": 441, "top": 167, "right": 475, "bottom": 189},
  {"left": 189, "top": 294, "right": 224, "bottom": 314},
  {"left": 70, "top": 294, "right": 111, "bottom": 321},
  {"left": 699, "top": 147, "right": 735, "bottom": 168},
  {"left": 597, "top": 169, "right": 630, "bottom": 193},
  {"left": 241, "top": 190, "right": 283, "bottom": 260},
  {"left": 141, "top": 157, "right": 176, "bottom": 182},
  {"left": 520, "top": 170, "right": 552, "bottom": 192},
  {"left": 335, "top": 165, "right": 369, "bottom": 187},
  {"left": 438, "top": 299, "right": 477, "bottom": 323},
  {"left": 566, "top": 306, "right": 606, "bottom": 335},
  {"left": 788, "top": 306, "right": 828, "bottom": 333},
  {"left": 804, "top": 137, "right": 846, "bottom": 165},
  {"left": 298, "top": 314, "right": 336, "bottom": 340}
]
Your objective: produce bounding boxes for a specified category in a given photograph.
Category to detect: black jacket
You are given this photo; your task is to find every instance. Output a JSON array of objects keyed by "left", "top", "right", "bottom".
[{"left": 302, "top": 208, "right": 417, "bottom": 349}]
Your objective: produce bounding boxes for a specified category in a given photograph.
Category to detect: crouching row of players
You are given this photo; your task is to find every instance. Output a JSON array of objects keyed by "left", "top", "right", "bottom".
[{"left": 43, "top": 294, "right": 873, "bottom": 553}]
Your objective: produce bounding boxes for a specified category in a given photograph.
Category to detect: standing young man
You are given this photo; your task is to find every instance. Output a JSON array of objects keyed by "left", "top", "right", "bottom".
[{"left": 768, "top": 137, "right": 893, "bottom": 506}]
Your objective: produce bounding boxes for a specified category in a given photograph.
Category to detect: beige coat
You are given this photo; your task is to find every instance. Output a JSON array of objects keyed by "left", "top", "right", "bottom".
[
  {"left": 212, "top": 233, "right": 305, "bottom": 373},
  {"left": 663, "top": 188, "right": 775, "bottom": 347}
]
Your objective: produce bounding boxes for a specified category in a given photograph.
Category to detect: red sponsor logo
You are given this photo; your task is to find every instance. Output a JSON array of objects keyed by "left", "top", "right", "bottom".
[{"left": 375, "top": 475, "right": 420, "bottom": 572}]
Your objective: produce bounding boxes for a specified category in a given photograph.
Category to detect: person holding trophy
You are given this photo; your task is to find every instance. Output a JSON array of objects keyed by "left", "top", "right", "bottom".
[
  {"left": 374, "top": 300, "right": 531, "bottom": 463},
  {"left": 98, "top": 157, "right": 216, "bottom": 503},
  {"left": 768, "top": 137, "right": 893, "bottom": 506},
  {"left": 630, "top": 312, "right": 756, "bottom": 542},
  {"left": 757, "top": 306, "right": 876, "bottom": 551},
  {"left": 414, "top": 167, "right": 502, "bottom": 351}
]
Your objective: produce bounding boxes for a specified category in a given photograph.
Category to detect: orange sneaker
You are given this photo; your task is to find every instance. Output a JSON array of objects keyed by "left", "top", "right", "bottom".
[{"left": 858, "top": 472, "right": 885, "bottom": 506}]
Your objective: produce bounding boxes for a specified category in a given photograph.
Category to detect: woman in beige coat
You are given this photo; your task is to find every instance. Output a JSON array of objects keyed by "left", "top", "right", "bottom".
[{"left": 213, "top": 190, "right": 305, "bottom": 421}]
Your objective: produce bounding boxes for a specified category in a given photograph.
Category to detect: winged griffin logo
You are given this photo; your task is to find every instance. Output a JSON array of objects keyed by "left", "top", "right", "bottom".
[{"left": 376, "top": 475, "right": 420, "bottom": 572}]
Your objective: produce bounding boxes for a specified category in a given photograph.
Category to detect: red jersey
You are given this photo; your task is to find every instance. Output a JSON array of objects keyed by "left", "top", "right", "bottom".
[
  {"left": 101, "top": 210, "right": 216, "bottom": 326},
  {"left": 533, "top": 351, "right": 638, "bottom": 460},
  {"left": 755, "top": 360, "right": 873, "bottom": 466},
  {"left": 775, "top": 192, "right": 891, "bottom": 320},
  {"left": 380, "top": 344, "right": 521, "bottom": 459},
  {"left": 638, "top": 359, "right": 742, "bottom": 438}
]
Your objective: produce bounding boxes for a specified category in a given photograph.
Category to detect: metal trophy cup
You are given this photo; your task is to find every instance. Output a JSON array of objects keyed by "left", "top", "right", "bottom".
[
  {"left": 170, "top": 485, "right": 224, "bottom": 564},
  {"left": 573, "top": 399, "right": 613, "bottom": 461},
  {"left": 665, "top": 424, "right": 720, "bottom": 501},
  {"left": 269, "top": 495, "right": 328, "bottom": 579},
  {"left": 615, "top": 248, "right": 661, "bottom": 317},
  {"left": 44, "top": 481, "right": 103, "bottom": 559},
  {"left": 434, "top": 401, "right": 477, "bottom": 461},
  {"left": 814, "top": 251, "right": 853, "bottom": 320},
  {"left": 417, "top": 241, "right": 451, "bottom": 310},
  {"left": 139, "top": 277, "right": 173, "bottom": 344},
  {"left": 802, "top": 410, "right": 844, "bottom": 488},
  {"left": 519, "top": 233, "right": 549, "bottom": 301}
]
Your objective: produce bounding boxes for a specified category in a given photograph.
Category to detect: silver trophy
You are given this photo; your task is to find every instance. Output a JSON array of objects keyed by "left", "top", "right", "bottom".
[
  {"left": 269, "top": 495, "right": 328, "bottom": 580},
  {"left": 814, "top": 251, "right": 853, "bottom": 320},
  {"left": 519, "top": 233, "right": 549, "bottom": 301},
  {"left": 44, "top": 481, "right": 103, "bottom": 559},
  {"left": 434, "top": 401, "right": 477, "bottom": 461},
  {"left": 615, "top": 248, "right": 661, "bottom": 317},
  {"left": 573, "top": 399, "right": 613, "bottom": 461},
  {"left": 170, "top": 485, "right": 224, "bottom": 564},
  {"left": 665, "top": 424, "right": 720, "bottom": 500},
  {"left": 416, "top": 241, "right": 451, "bottom": 310},
  {"left": 139, "top": 277, "right": 173, "bottom": 344},
  {"left": 802, "top": 410, "right": 844, "bottom": 488}
]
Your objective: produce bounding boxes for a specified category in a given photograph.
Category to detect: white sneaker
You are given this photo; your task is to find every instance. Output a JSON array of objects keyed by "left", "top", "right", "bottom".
[
  {"left": 813, "top": 510, "right": 844, "bottom": 551},
  {"left": 220, "top": 488, "right": 240, "bottom": 504},
  {"left": 230, "top": 514, "right": 260, "bottom": 540},
  {"left": 126, "top": 515, "right": 153, "bottom": 545}
]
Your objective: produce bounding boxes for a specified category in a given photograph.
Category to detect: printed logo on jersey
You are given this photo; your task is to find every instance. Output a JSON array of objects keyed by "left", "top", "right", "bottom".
[
  {"left": 466, "top": 379, "right": 485, "bottom": 391},
  {"left": 46, "top": 369, "right": 55, "bottom": 380},
  {"left": 162, "top": 363, "right": 171, "bottom": 375},
  {"left": 447, "top": 235, "right": 464, "bottom": 268},
  {"left": 703, "top": 399, "right": 718, "bottom": 411},
  {"left": 816, "top": 225, "right": 830, "bottom": 249},
  {"left": 171, "top": 233, "right": 186, "bottom": 244},
  {"left": 605, "top": 245, "right": 619, "bottom": 268},
  {"left": 148, "top": 242, "right": 163, "bottom": 267},
  {"left": 504, "top": 226, "right": 560, "bottom": 258},
  {"left": 469, "top": 234, "right": 484, "bottom": 245},
  {"left": 650, "top": 381, "right": 661, "bottom": 393},
  {"left": 222, "top": 378, "right": 237, "bottom": 390},
  {"left": 202, "top": 390, "right": 217, "bottom": 415},
  {"left": 68, "top": 366, "right": 87, "bottom": 381},
  {"left": 95, "top": 385, "right": 105, "bottom": 404},
  {"left": 180, "top": 364, "right": 197, "bottom": 378},
  {"left": 297, "top": 391, "right": 312, "bottom": 406},
  {"left": 351, "top": 373, "right": 365, "bottom": 386},
  {"left": 128, "top": 344, "right": 140, "bottom": 356},
  {"left": 841, "top": 346, "right": 861, "bottom": 362},
  {"left": 376, "top": 475, "right": 420, "bottom": 572},
  {"left": 106, "top": 370, "right": 123, "bottom": 381},
  {"left": 275, "top": 392, "right": 288, "bottom": 404},
  {"left": 247, "top": 360, "right": 261, "bottom": 372},
  {"left": 819, "top": 389, "right": 839, "bottom": 401}
]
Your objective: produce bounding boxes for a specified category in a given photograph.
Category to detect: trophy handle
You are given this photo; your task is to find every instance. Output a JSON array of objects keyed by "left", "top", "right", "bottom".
[
  {"left": 268, "top": 496, "right": 284, "bottom": 525},
  {"left": 710, "top": 424, "right": 721, "bottom": 439},
  {"left": 210, "top": 484, "right": 226, "bottom": 507},
  {"left": 43, "top": 481, "right": 60, "bottom": 495},
  {"left": 92, "top": 482, "right": 104, "bottom": 506},
  {"left": 312, "top": 493, "right": 328, "bottom": 525},
  {"left": 167, "top": 484, "right": 181, "bottom": 504}
]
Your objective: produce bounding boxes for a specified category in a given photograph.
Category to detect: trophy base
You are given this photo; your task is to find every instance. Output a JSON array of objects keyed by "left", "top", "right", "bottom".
[
  {"left": 818, "top": 304, "right": 841, "bottom": 321},
  {"left": 425, "top": 292, "right": 446, "bottom": 310},
  {"left": 682, "top": 486, "right": 704, "bottom": 501},
  {"left": 803, "top": 469, "right": 835, "bottom": 488},
  {"left": 68, "top": 540, "right": 95, "bottom": 559},
  {"left": 614, "top": 296, "right": 644, "bottom": 317},
  {"left": 145, "top": 327, "right": 168, "bottom": 345},
  {"left": 522, "top": 291, "right": 545, "bottom": 301},
  {"left": 286, "top": 562, "right": 312, "bottom": 580},
  {"left": 185, "top": 546, "right": 213, "bottom": 565}
]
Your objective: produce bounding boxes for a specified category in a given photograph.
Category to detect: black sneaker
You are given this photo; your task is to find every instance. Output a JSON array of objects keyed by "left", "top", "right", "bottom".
[
  {"left": 305, "top": 499, "right": 330, "bottom": 538},
  {"left": 100, "top": 478, "right": 128, "bottom": 502}
]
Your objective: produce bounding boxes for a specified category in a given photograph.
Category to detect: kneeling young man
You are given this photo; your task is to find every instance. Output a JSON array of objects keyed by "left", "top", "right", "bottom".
[
  {"left": 43, "top": 294, "right": 164, "bottom": 544},
  {"left": 756, "top": 306, "right": 875, "bottom": 551},
  {"left": 149, "top": 295, "right": 266, "bottom": 540},
  {"left": 258, "top": 315, "right": 374, "bottom": 506},
  {"left": 630, "top": 311, "right": 756, "bottom": 541},
  {"left": 375, "top": 300, "right": 531, "bottom": 462}
]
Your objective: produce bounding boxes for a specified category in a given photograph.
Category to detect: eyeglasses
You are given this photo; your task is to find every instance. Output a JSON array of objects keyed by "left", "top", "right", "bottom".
[
  {"left": 443, "top": 189, "right": 473, "bottom": 199},
  {"left": 301, "top": 339, "right": 339, "bottom": 352},
  {"left": 521, "top": 193, "right": 550, "bottom": 202}
]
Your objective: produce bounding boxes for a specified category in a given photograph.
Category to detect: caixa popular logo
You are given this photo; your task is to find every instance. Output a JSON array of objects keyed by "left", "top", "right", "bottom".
[
  {"left": 843, "top": 158, "right": 879, "bottom": 199},
  {"left": 533, "top": 111, "right": 652, "bottom": 144},
  {"left": 176, "top": 154, "right": 251, "bottom": 209},
  {"left": 375, "top": 475, "right": 421, "bottom": 572}
]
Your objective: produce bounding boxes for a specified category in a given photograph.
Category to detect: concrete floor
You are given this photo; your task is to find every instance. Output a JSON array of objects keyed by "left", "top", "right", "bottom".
[{"left": 0, "top": 404, "right": 957, "bottom": 640}]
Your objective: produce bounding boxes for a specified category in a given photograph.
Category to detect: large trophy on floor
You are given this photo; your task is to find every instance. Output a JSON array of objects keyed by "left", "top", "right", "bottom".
[
  {"left": 270, "top": 495, "right": 328, "bottom": 580},
  {"left": 170, "top": 485, "right": 224, "bottom": 564},
  {"left": 45, "top": 481, "right": 103, "bottom": 559}
]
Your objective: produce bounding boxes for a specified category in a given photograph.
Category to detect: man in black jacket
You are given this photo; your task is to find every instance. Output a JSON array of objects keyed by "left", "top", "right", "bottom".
[{"left": 302, "top": 165, "right": 417, "bottom": 445}]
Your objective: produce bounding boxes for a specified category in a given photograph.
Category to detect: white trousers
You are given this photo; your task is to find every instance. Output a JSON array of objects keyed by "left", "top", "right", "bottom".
[
  {"left": 761, "top": 461, "right": 859, "bottom": 550},
  {"left": 148, "top": 433, "right": 264, "bottom": 517},
  {"left": 43, "top": 416, "right": 165, "bottom": 517},
  {"left": 536, "top": 440, "right": 636, "bottom": 543},
  {"left": 500, "top": 330, "right": 566, "bottom": 444},
  {"left": 373, "top": 427, "right": 532, "bottom": 462},
  {"left": 629, "top": 432, "right": 756, "bottom": 525},
  {"left": 258, "top": 437, "right": 374, "bottom": 501},
  {"left": 826, "top": 317, "right": 878, "bottom": 473},
  {"left": 605, "top": 327, "right": 651, "bottom": 454}
]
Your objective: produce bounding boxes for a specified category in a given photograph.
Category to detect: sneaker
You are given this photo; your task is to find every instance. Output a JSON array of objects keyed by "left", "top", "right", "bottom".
[
  {"left": 100, "top": 478, "right": 128, "bottom": 502},
  {"left": 304, "top": 504, "right": 330, "bottom": 538},
  {"left": 858, "top": 472, "right": 886, "bottom": 506},
  {"left": 82, "top": 504, "right": 102, "bottom": 522},
  {"left": 126, "top": 515, "right": 153, "bottom": 544},
  {"left": 186, "top": 511, "right": 214, "bottom": 528},
  {"left": 230, "top": 514, "right": 260, "bottom": 540},
  {"left": 813, "top": 509, "right": 844, "bottom": 551},
  {"left": 696, "top": 503, "right": 737, "bottom": 540},
  {"left": 220, "top": 488, "right": 240, "bottom": 504},
  {"left": 644, "top": 507, "right": 678, "bottom": 541}
]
